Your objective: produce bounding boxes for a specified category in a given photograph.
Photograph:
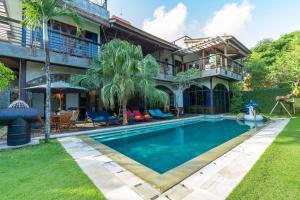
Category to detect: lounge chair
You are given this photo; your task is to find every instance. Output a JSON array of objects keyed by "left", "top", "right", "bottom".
[
  {"left": 70, "top": 110, "right": 80, "bottom": 128},
  {"left": 60, "top": 112, "right": 73, "bottom": 130},
  {"left": 99, "top": 111, "right": 120, "bottom": 125},
  {"left": 86, "top": 112, "right": 106, "bottom": 126},
  {"left": 133, "top": 110, "right": 144, "bottom": 121},
  {"left": 149, "top": 109, "right": 171, "bottom": 119},
  {"left": 148, "top": 109, "right": 160, "bottom": 118},
  {"left": 133, "top": 110, "right": 152, "bottom": 121},
  {"left": 152, "top": 109, "right": 174, "bottom": 119},
  {"left": 143, "top": 111, "right": 152, "bottom": 121}
]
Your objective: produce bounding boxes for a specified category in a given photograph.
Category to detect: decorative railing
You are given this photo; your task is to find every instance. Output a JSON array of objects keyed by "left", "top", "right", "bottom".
[
  {"left": 157, "top": 61, "right": 175, "bottom": 80},
  {"left": 184, "top": 54, "right": 244, "bottom": 76},
  {"left": 0, "top": 16, "right": 101, "bottom": 59}
]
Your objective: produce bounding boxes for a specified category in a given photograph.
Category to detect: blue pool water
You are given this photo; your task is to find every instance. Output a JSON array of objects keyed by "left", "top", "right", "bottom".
[{"left": 91, "top": 119, "right": 252, "bottom": 174}]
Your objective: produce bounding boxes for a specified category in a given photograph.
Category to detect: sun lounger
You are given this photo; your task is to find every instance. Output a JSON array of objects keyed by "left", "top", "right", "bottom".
[
  {"left": 99, "top": 111, "right": 120, "bottom": 125},
  {"left": 86, "top": 111, "right": 106, "bottom": 126},
  {"left": 133, "top": 110, "right": 144, "bottom": 121},
  {"left": 154, "top": 109, "right": 175, "bottom": 118},
  {"left": 148, "top": 109, "right": 172, "bottom": 119}
]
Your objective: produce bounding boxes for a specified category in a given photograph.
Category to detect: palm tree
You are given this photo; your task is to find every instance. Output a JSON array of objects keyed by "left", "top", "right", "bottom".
[
  {"left": 22, "top": 0, "right": 82, "bottom": 142},
  {"left": 73, "top": 39, "right": 169, "bottom": 125}
]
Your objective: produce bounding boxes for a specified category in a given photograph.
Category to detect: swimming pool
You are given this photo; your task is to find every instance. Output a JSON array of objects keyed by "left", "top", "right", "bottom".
[{"left": 90, "top": 118, "right": 252, "bottom": 174}]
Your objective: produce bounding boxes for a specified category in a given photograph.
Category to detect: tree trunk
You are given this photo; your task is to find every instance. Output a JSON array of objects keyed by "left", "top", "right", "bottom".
[
  {"left": 122, "top": 99, "right": 128, "bottom": 125},
  {"left": 43, "top": 21, "right": 51, "bottom": 143}
]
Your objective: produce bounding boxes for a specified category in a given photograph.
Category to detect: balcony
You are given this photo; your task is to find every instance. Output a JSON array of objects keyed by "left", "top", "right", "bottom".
[
  {"left": 183, "top": 54, "right": 244, "bottom": 81},
  {"left": 0, "top": 16, "right": 101, "bottom": 68},
  {"left": 155, "top": 54, "right": 244, "bottom": 82},
  {"left": 74, "top": 0, "right": 109, "bottom": 19},
  {"left": 156, "top": 61, "right": 176, "bottom": 81}
]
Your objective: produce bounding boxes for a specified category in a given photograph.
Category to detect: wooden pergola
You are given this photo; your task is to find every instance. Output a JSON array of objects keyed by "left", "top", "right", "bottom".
[{"left": 182, "top": 35, "right": 251, "bottom": 59}]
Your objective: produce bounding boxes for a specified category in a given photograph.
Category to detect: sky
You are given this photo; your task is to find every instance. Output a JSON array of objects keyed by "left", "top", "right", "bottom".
[{"left": 108, "top": 0, "right": 300, "bottom": 48}]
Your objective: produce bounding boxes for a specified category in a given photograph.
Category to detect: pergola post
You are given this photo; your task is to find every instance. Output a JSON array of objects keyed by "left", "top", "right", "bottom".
[
  {"left": 19, "top": 59, "right": 27, "bottom": 101},
  {"left": 224, "top": 45, "right": 228, "bottom": 70},
  {"left": 181, "top": 56, "right": 184, "bottom": 72},
  {"left": 201, "top": 50, "right": 205, "bottom": 70},
  {"left": 210, "top": 77, "right": 214, "bottom": 114}
]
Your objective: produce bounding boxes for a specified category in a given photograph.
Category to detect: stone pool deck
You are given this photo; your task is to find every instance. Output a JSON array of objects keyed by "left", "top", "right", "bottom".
[{"left": 58, "top": 119, "right": 289, "bottom": 200}]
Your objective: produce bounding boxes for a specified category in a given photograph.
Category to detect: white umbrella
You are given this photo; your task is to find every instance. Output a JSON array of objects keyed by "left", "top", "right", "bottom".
[{"left": 25, "top": 81, "right": 88, "bottom": 110}]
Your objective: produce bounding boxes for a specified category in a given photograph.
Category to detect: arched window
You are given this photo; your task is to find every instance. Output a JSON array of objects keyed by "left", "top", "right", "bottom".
[
  {"left": 155, "top": 85, "right": 175, "bottom": 108},
  {"left": 213, "top": 84, "right": 229, "bottom": 113},
  {"left": 183, "top": 85, "right": 211, "bottom": 114}
]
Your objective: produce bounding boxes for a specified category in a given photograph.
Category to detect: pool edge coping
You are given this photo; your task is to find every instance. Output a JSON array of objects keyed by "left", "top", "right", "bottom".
[{"left": 79, "top": 118, "right": 270, "bottom": 192}]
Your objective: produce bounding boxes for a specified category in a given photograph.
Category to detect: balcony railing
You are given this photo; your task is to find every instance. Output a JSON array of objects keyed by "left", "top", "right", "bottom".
[
  {"left": 0, "top": 16, "right": 101, "bottom": 59},
  {"left": 157, "top": 61, "right": 175, "bottom": 81},
  {"left": 184, "top": 54, "right": 244, "bottom": 76},
  {"left": 74, "top": 0, "right": 109, "bottom": 19}
]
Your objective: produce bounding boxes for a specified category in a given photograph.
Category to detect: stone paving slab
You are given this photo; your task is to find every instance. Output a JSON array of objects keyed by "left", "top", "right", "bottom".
[{"left": 58, "top": 119, "right": 289, "bottom": 200}]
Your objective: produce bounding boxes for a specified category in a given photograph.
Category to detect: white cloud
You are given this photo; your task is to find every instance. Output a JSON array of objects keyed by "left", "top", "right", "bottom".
[
  {"left": 203, "top": 1, "right": 254, "bottom": 36},
  {"left": 142, "top": 3, "right": 187, "bottom": 42}
]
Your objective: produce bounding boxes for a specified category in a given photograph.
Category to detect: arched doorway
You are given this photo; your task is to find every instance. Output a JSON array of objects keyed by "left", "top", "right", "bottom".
[
  {"left": 155, "top": 85, "right": 175, "bottom": 108},
  {"left": 213, "top": 84, "right": 229, "bottom": 113},
  {"left": 183, "top": 85, "right": 211, "bottom": 114}
]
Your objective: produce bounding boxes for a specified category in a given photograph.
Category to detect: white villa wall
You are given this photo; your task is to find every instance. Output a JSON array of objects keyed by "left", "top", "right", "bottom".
[
  {"left": 31, "top": 93, "right": 45, "bottom": 116},
  {"left": 66, "top": 93, "right": 79, "bottom": 109},
  {"left": 26, "top": 61, "right": 86, "bottom": 82},
  {"left": 212, "top": 77, "right": 229, "bottom": 91},
  {"left": 5, "top": 0, "right": 22, "bottom": 20}
]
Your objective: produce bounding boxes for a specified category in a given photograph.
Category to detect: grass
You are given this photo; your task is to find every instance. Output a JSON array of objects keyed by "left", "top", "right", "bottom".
[
  {"left": 0, "top": 140, "right": 105, "bottom": 200},
  {"left": 227, "top": 118, "right": 300, "bottom": 200}
]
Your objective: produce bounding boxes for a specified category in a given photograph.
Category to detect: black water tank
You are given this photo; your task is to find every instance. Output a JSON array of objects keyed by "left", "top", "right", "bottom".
[{"left": 0, "top": 108, "right": 38, "bottom": 146}]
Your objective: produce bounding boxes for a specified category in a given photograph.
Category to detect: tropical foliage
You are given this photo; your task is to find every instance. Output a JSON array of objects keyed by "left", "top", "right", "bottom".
[
  {"left": 175, "top": 68, "right": 202, "bottom": 89},
  {"left": 174, "top": 68, "right": 201, "bottom": 116},
  {"left": 229, "top": 82, "right": 245, "bottom": 113},
  {"left": 0, "top": 62, "right": 15, "bottom": 91},
  {"left": 72, "top": 39, "right": 169, "bottom": 125},
  {"left": 22, "top": 0, "right": 82, "bottom": 142},
  {"left": 245, "top": 31, "right": 300, "bottom": 93}
]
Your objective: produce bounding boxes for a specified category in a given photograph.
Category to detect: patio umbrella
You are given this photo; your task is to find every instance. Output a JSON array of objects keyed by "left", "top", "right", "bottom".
[
  {"left": 25, "top": 81, "right": 88, "bottom": 110},
  {"left": 25, "top": 81, "right": 88, "bottom": 93}
]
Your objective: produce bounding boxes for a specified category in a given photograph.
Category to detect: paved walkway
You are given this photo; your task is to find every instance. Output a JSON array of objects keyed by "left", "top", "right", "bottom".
[{"left": 59, "top": 119, "right": 289, "bottom": 200}]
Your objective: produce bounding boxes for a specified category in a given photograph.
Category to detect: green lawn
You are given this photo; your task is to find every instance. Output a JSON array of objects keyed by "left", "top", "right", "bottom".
[
  {"left": 0, "top": 140, "right": 105, "bottom": 200},
  {"left": 228, "top": 118, "right": 300, "bottom": 200}
]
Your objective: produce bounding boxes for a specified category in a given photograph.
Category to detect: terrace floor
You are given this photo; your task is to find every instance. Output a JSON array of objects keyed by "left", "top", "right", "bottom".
[{"left": 58, "top": 118, "right": 289, "bottom": 200}]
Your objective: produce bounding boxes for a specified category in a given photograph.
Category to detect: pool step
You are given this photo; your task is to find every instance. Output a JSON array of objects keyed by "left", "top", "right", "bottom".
[{"left": 91, "top": 119, "right": 209, "bottom": 142}]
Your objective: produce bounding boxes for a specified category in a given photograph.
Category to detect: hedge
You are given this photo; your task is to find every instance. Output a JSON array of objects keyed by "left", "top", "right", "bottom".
[{"left": 242, "top": 88, "right": 299, "bottom": 115}]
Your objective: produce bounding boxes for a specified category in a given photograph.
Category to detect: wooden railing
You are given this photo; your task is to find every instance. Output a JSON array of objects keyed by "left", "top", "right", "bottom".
[
  {"left": 157, "top": 61, "right": 176, "bottom": 80},
  {"left": 183, "top": 54, "right": 244, "bottom": 75}
]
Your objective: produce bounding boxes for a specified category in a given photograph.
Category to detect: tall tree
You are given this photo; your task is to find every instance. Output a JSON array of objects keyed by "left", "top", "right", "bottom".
[
  {"left": 268, "top": 45, "right": 300, "bottom": 96},
  {"left": 245, "top": 31, "right": 300, "bottom": 90},
  {"left": 22, "top": 0, "right": 82, "bottom": 142},
  {"left": 174, "top": 68, "right": 201, "bottom": 117},
  {"left": 0, "top": 62, "right": 15, "bottom": 91},
  {"left": 72, "top": 39, "right": 169, "bottom": 125}
]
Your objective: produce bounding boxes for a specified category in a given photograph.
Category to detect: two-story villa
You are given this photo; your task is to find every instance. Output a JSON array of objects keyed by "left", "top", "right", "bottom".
[{"left": 0, "top": 0, "right": 250, "bottom": 117}]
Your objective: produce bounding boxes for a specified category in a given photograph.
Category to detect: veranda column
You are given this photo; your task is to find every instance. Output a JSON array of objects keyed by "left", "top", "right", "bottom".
[
  {"left": 18, "top": 59, "right": 27, "bottom": 101},
  {"left": 175, "top": 88, "right": 183, "bottom": 116},
  {"left": 224, "top": 45, "right": 228, "bottom": 70},
  {"left": 210, "top": 77, "right": 214, "bottom": 114}
]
